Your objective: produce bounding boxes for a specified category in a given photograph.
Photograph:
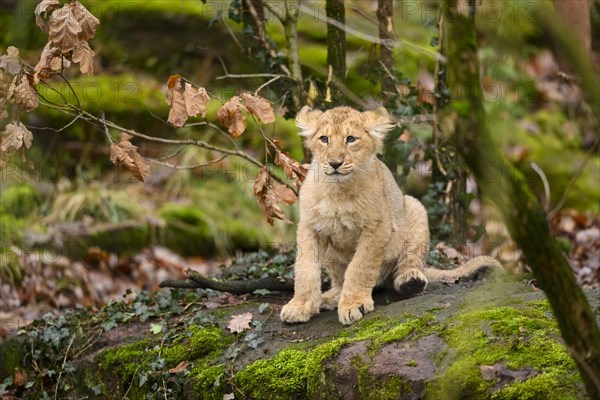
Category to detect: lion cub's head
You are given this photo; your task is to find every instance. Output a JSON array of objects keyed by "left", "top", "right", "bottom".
[{"left": 296, "top": 106, "right": 394, "bottom": 178}]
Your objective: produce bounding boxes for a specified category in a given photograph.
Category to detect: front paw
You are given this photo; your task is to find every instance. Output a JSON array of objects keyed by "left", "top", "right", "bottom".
[
  {"left": 337, "top": 296, "right": 374, "bottom": 325},
  {"left": 280, "top": 298, "right": 320, "bottom": 323},
  {"left": 320, "top": 287, "right": 341, "bottom": 310}
]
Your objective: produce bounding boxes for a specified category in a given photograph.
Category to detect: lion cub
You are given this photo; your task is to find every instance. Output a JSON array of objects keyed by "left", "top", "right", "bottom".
[{"left": 280, "top": 106, "right": 501, "bottom": 325}]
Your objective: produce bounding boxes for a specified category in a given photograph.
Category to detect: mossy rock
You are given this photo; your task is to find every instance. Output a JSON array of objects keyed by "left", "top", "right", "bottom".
[{"left": 1, "top": 279, "right": 597, "bottom": 399}]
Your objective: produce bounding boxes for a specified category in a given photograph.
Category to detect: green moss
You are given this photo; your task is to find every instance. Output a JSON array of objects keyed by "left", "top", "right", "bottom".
[
  {"left": 405, "top": 360, "right": 418, "bottom": 367},
  {"left": 192, "top": 363, "right": 226, "bottom": 400},
  {"left": 235, "top": 314, "right": 435, "bottom": 399},
  {"left": 0, "top": 184, "right": 39, "bottom": 219},
  {"left": 352, "top": 354, "right": 412, "bottom": 400},
  {"left": 426, "top": 304, "right": 582, "bottom": 400},
  {"left": 97, "top": 338, "right": 153, "bottom": 381},
  {"left": 0, "top": 338, "right": 25, "bottom": 381},
  {"left": 162, "top": 326, "right": 226, "bottom": 366}
]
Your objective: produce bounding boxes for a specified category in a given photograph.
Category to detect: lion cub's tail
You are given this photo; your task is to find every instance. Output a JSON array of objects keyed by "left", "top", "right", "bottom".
[{"left": 423, "top": 256, "right": 503, "bottom": 283}]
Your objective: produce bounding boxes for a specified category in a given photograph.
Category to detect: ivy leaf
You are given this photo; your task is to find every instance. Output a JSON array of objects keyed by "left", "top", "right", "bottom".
[
  {"left": 240, "top": 92, "right": 275, "bottom": 124},
  {"left": 253, "top": 288, "right": 271, "bottom": 296},
  {"left": 90, "top": 384, "right": 103, "bottom": 395},
  {"left": 258, "top": 303, "right": 270, "bottom": 314},
  {"left": 227, "top": 312, "right": 253, "bottom": 334},
  {"left": 100, "top": 319, "right": 117, "bottom": 331},
  {"left": 216, "top": 96, "right": 247, "bottom": 137},
  {"left": 150, "top": 323, "right": 164, "bottom": 335}
]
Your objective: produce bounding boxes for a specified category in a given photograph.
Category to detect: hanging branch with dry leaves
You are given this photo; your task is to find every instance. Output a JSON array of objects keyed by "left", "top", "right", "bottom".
[{"left": 0, "top": 0, "right": 309, "bottom": 226}]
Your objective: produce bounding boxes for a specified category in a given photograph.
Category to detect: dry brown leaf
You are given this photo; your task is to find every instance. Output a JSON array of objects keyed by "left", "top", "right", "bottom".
[
  {"left": 227, "top": 312, "right": 253, "bottom": 333},
  {"left": 1, "top": 121, "right": 33, "bottom": 167},
  {"left": 216, "top": 96, "right": 247, "bottom": 137},
  {"left": 34, "top": 0, "right": 60, "bottom": 32},
  {"left": 168, "top": 360, "right": 189, "bottom": 374},
  {"left": 14, "top": 75, "right": 39, "bottom": 112},
  {"left": 253, "top": 166, "right": 292, "bottom": 225},
  {"left": 109, "top": 139, "right": 151, "bottom": 182},
  {"left": 165, "top": 76, "right": 187, "bottom": 127},
  {"left": 33, "top": 43, "right": 68, "bottom": 82},
  {"left": 48, "top": 4, "right": 82, "bottom": 53},
  {"left": 13, "top": 367, "right": 28, "bottom": 387},
  {"left": 0, "top": 46, "right": 21, "bottom": 75},
  {"left": 240, "top": 92, "right": 275, "bottom": 124},
  {"left": 72, "top": 41, "right": 95, "bottom": 75},
  {"left": 184, "top": 83, "right": 209, "bottom": 118},
  {"left": 274, "top": 151, "right": 308, "bottom": 189},
  {"left": 273, "top": 183, "right": 297, "bottom": 205},
  {"left": 6, "top": 75, "right": 18, "bottom": 103},
  {"left": 70, "top": 1, "right": 100, "bottom": 41}
]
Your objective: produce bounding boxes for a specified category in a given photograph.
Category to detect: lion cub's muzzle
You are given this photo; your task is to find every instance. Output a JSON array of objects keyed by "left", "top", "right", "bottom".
[{"left": 323, "top": 159, "right": 353, "bottom": 176}]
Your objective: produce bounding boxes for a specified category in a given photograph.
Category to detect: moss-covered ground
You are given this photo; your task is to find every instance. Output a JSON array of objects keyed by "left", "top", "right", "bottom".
[{"left": 0, "top": 280, "right": 596, "bottom": 399}]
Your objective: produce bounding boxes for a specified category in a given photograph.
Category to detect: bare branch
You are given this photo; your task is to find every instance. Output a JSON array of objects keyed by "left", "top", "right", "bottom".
[
  {"left": 159, "top": 270, "right": 294, "bottom": 294},
  {"left": 146, "top": 154, "right": 228, "bottom": 170}
]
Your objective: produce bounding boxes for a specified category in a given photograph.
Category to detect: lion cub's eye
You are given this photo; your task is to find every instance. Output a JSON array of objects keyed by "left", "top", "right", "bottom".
[
  {"left": 319, "top": 136, "right": 329, "bottom": 144},
  {"left": 346, "top": 135, "right": 357, "bottom": 143}
]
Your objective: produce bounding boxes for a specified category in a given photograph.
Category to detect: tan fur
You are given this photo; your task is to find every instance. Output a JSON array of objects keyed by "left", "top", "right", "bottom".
[{"left": 280, "top": 106, "right": 502, "bottom": 325}]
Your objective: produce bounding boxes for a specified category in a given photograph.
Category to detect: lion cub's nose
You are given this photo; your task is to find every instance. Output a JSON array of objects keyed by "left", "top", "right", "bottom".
[{"left": 328, "top": 159, "right": 343, "bottom": 170}]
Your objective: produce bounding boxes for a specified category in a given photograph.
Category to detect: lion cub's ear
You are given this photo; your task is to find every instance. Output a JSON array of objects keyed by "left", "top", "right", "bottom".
[
  {"left": 363, "top": 107, "right": 395, "bottom": 140},
  {"left": 296, "top": 106, "right": 323, "bottom": 137}
]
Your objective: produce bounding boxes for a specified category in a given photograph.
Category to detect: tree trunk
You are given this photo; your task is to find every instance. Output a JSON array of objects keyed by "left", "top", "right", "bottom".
[
  {"left": 431, "top": 1, "right": 469, "bottom": 244},
  {"left": 326, "top": 0, "right": 346, "bottom": 104},
  {"left": 440, "top": 1, "right": 600, "bottom": 398},
  {"left": 552, "top": 0, "right": 592, "bottom": 74},
  {"left": 377, "top": 0, "right": 395, "bottom": 96}
]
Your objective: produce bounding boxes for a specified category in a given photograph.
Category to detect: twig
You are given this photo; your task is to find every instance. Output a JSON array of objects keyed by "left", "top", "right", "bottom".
[
  {"left": 549, "top": 136, "right": 600, "bottom": 218},
  {"left": 146, "top": 154, "right": 228, "bottom": 170},
  {"left": 529, "top": 162, "right": 550, "bottom": 212},
  {"left": 298, "top": 4, "right": 446, "bottom": 62},
  {"left": 159, "top": 270, "right": 294, "bottom": 294},
  {"left": 254, "top": 75, "right": 282, "bottom": 95},
  {"left": 54, "top": 334, "right": 75, "bottom": 400},
  {"left": 215, "top": 73, "right": 289, "bottom": 81}
]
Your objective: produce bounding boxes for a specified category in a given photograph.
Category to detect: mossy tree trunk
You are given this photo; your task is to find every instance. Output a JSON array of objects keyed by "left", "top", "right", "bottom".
[
  {"left": 431, "top": 1, "right": 471, "bottom": 244},
  {"left": 377, "top": 0, "right": 395, "bottom": 96},
  {"left": 326, "top": 0, "right": 346, "bottom": 104},
  {"left": 440, "top": 1, "right": 600, "bottom": 397}
]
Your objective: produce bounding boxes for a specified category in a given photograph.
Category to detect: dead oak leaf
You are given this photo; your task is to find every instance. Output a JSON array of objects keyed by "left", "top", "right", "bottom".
[
  {"left": 72, "top": 41, "right": 95, "bottom": 75},
  {"left": 109, "top": 139, "right": 151, "bottom": 182},
  {"left": 184, "top": 83, "right": 209, "bottom": 118},
  {"left": 13, "top": 367, "right": 28, "bottom": 387},
  {"left": 216, "top": 96, "right": 247, "bottom": 137},
  {"left": 168, "top": 361, "right": 189, "bottom": 374},
  {"left": 165, "top": 76, "right": 187, "bottom": 127},
  {"left": 34, "top": 0, "right": 60, "bottom": 33},
  {"left": 274, "top": 151, "right": 308, "bottom": 189},
  {"left": 48, "top": 4, "right": 82, "bottom": 53},
  {"left": 14, "top": 75, "right": 39, "bottom": 112},
  {"left": 240, "top": 92, "right": 275, "bottom": 124},
  {"left": 228, "top": 312, "right": 253, "bottom": 334},
  {"left": 34, "top": 42, "right": 67, "bottom": 82},
  {"left": 273, "top": 183, "right": 297, "bottom": 205},
  {"left": 0, "top": 46, "right": 21, "bottom": 75},
  {"left": 1, "top": 121, "right": 33, "bottom": 167},
  {"left": 70, "top": 1, "right": 100, "bottom": 41},
  {"left": 253, "top": 166, "right": 292, "bottom": 225}
]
